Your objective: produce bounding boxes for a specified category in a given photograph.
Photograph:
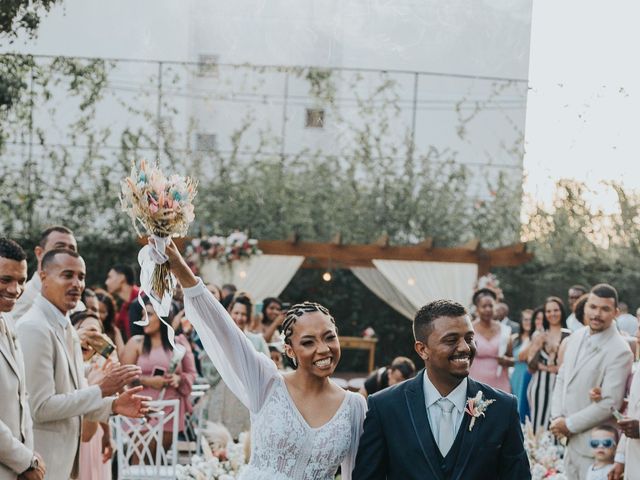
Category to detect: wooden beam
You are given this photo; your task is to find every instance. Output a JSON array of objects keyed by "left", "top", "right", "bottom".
[
  {"left": 461, "top": 238, "right": 480, "bottom": 251},
  {"left": 138, "top": 237, "right": 533, "bottom": 269},
  {"left": 287, "top": 232, "right": 301, "bottom": 244},
  {"left": 374, "top": 234, "right": 390, "bottom": 248},
  {"left": 418, "top": 237, "right": 433, "bottom": 250}
]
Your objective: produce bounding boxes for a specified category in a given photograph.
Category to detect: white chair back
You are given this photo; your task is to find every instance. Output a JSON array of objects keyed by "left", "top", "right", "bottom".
[{"left": 111, "top": 399, "right": 180, "bottom": 479}]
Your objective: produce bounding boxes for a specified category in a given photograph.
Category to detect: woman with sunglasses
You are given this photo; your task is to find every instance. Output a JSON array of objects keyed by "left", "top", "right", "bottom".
[{"left": 161, "top": 239, "right": 366, "bottom": 480}]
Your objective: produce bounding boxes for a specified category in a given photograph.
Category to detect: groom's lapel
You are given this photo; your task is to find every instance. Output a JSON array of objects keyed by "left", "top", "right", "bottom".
[
  {"left": 404, "top": 371, "right": 445, "bottom": 480},
  {"left": 451, "top": 379, "right": 482, "bottom": 480}
]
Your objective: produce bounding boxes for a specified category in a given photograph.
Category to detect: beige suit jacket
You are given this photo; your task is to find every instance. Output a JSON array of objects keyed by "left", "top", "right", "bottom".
[
  {"left": 616, "top": 365, "right": 640, "bottom": 479},
  {"left": 0, "top": 313, "right": 34, "bottom": 480},
  {"left": 16, "top": 295, "right": 113, "bottom": 480},
  {"left": 551, "top": 324, "right": 633, "bottom": 458},
  {"left": 12, "top": 275, "right": 40, "bottom": 322}
]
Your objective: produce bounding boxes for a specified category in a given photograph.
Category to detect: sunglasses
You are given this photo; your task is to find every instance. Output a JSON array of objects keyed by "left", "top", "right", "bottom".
[{"left": 589, "top": 439, "right": 616, "bottom": 449}]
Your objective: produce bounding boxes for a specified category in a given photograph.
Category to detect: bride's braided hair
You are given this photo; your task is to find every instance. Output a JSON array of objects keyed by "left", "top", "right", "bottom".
[{"left": 282, "top": 301, "right": 336, "bottom": 346}]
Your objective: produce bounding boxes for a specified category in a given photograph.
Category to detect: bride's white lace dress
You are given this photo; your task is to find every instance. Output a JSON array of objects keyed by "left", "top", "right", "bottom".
[{"left": 183, "top": 280, "right": 367, "bottom": 480}]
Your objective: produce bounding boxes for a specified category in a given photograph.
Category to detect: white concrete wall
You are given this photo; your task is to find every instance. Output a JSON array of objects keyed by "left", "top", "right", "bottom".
[{"left": 3, "top": 0, "right": 532, "bottom": 199}]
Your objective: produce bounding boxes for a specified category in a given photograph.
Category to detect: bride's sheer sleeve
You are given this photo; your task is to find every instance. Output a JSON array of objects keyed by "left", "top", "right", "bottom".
[{"left": 183, "top": 279, "right": 278, "bottom": 413}]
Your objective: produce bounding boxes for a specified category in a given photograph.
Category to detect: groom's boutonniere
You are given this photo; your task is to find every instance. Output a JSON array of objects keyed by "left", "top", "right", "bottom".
[{"left": 465, "top": 391, "right": 496, "bottom": 431}]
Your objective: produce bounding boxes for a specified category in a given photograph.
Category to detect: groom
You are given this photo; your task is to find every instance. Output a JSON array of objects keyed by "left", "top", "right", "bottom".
[{"left": 353, "top": 300, "right": 530, "bottom": 479}]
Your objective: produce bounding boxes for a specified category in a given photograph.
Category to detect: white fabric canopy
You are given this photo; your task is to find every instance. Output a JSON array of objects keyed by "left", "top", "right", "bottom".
[
  {"left": 199, "top": 255, "right": 304, "bottom": 301},
  {"left": 372, "top": 260, "right": 478, "bottom": 315},
  {"left": 350, "top": 267, "right": 416, "bottom": 320}
]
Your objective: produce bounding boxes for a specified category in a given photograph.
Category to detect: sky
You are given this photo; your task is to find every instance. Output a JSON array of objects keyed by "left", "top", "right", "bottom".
[{"left": 523, "top": 0, "right": 640, "bottom": 212}]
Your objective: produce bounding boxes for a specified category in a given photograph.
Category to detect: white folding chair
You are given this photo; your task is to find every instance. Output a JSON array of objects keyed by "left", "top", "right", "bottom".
[{"left": 111, "top": 399, "right": 180, "bottom": 479}]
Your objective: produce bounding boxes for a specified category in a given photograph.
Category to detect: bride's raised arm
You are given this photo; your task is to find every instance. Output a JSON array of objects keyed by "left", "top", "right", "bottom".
[{"left": 164, "top": 239, "right": 278, "bottom": 412}]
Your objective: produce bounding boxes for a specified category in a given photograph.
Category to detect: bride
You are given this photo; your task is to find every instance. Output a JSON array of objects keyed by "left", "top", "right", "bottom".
[{"left": 163, "top": 240, "right": 366, "bottom": 479}]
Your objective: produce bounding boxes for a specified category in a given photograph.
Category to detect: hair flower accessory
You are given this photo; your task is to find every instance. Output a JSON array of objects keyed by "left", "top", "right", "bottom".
[{"left": 465, "top": 391, "right": 495, "bottom": 431}]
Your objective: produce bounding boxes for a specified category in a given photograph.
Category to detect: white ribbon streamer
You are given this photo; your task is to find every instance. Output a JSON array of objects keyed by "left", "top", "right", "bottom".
[{"left": 135, "top": 235, "right": 184, "bottom": 354}]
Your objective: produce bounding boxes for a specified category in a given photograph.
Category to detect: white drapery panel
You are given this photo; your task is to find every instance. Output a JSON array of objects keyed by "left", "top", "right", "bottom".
[
  {"left": 350, "top": 267, "right": 416, "bottom": 320},
  {"left": 372, "top": 260, "right": 478, "bottom": 313},
  {"left": 199, "top": 255, "right": 304, "bottom": 301}
]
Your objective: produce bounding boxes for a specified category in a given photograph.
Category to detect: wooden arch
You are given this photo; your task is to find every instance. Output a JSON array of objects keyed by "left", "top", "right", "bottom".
[{"left": 171, "top": 236, "right": 533, "bottom": 277}]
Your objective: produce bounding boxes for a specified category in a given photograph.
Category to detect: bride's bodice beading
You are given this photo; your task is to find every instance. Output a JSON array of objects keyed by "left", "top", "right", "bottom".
[{"left": 183, "top": 280, "right": 366, "bottom": 480}]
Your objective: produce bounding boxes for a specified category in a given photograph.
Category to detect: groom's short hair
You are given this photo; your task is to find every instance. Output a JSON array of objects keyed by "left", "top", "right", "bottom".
[{"left": 413, "top": 300, "right": 467, "bottom": 342}]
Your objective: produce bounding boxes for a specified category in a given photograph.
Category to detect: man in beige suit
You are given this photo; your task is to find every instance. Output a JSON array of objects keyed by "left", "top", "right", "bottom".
[
  {"left": 550, "top": 283, "right": 633, "bottom": 480},
  {"left": 0, "top": 238, "right": 46, "bottom": 480},
  {"left": 17, "top": 248, "right": 150, "bottom": 480},
  {"left": 609, "top": 321, "right": 640, "bottom": 480},
  {"left": 12, "top": 226, "right": 77, "bottom": 322}
]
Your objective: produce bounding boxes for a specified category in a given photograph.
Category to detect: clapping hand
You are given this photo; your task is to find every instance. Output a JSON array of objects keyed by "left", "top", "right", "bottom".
[
  {"left": 98, "top": 364, "right": 141, "bottom": 397},
  {"left": 87, "top": 358, "right": 113, "bottom": 386},
  {"left": 112, "top": 385, "right": 151, "bottom": 418}
]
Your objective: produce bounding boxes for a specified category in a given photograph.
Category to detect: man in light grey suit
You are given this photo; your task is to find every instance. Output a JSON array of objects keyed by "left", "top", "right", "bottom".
[
  {"left": 550, "top": 283, "right": 633, "bottom": 480},
  {"left": 0, "top": 238, "right": 46, "bottom": 480},
  {"left": 12, "top": 226, "right": 77, "bottom": 322},
  {"left": 17, "top": 248, "right": 150, "bottom": 480}
]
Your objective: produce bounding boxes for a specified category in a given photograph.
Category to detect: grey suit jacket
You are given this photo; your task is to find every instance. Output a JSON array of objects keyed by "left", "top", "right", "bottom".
[
  {"left": 0, "top": 313, "right": 34, "bottom": 480},
  {"left": 551, "top": 324, "right": 632, "bottom": 458},
  {"left": 16, "top": 295, "right": 113, "bottom": 480}
]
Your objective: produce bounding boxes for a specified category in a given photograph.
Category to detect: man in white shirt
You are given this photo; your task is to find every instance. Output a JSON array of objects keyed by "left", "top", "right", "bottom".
[
  {"left": 550, "top": 284, "right": 632, "bottom": 480},
  {"left": 0, "top": 238, "right": 46, "bottom": 480},
  {"left": 12, "top": 226, "right": 77, "bottom": 321},
  {"left": 566, "top": 284, "right": 588, "bottom": 332},
  {"left": 17, "top": 249, "right": 150, "bottom": 480}
]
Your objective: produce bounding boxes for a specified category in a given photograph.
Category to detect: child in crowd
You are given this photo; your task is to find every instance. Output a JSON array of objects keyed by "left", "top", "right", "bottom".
[{"left": 585, "top": 425, "right": 618, "bottom": 480}]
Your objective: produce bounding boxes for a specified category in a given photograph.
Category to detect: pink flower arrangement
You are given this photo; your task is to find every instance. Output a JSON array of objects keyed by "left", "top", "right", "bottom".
[
  {"left": 185, "top": 231, "right": 261, "bottom": 270},
  {"left": 120, "top": 160, "right": 197, "bottom": 297}
]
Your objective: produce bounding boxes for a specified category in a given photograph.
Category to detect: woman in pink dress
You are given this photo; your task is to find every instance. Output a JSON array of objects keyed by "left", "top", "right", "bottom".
[
  {"left": 469, "top": 288, "right": 514, "bottom": 393},
  {"left": 122, "top": 301, "right": 197, "bottom": 450},
  {"left": 71, "top": 311, "right": 114, "bottom": 480}
]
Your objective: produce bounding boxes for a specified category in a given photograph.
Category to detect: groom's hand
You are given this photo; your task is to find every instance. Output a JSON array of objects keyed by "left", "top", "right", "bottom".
[{"left": 549, "top": 417, "right": 571, "bottom": 438}]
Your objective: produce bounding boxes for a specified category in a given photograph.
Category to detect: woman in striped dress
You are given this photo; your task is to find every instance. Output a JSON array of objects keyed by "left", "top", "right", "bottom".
[{"left": 526, "top": 296, "right": 570, "bottom": 433}]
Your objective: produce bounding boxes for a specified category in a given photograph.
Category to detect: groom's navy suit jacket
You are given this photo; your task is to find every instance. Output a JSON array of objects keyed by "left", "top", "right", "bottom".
[{"left": 352, "top": 370, "right": 531, "bottom": 480}]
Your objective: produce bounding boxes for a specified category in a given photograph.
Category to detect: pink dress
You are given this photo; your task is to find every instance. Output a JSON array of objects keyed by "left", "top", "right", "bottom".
[
  {"left": 137, "top": 335, "right": 197, "bottom": 431},
  {"left": 469, "top": 332, "right": 511, "bottom": 393},
  {"left": 78, "top": 426, "right": 111, "bottom": 480}
]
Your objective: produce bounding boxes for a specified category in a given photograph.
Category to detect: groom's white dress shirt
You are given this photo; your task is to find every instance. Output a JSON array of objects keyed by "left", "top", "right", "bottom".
[{"left": 423, "top": 372, "right": 467, "bottom": 454}]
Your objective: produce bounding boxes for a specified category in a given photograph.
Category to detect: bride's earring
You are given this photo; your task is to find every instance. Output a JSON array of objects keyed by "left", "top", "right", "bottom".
[{"left": 290, "top": 356, "right": 298, "bottom": 368}]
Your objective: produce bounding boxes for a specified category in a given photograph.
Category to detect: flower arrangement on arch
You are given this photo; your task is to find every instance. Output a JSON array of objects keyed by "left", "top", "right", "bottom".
[{"left": 185, "top": 231, "right": 261, "bottom": 271}]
